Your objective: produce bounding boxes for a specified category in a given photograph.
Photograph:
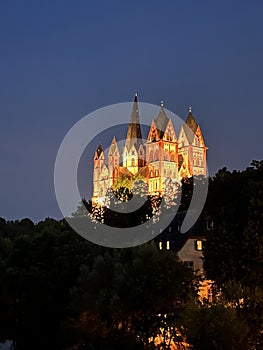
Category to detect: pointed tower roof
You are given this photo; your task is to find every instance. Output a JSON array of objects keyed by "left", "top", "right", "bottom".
[
  {"left": 154, "top": 101, "right": 169, "bottom": 139},
  {"left": 94, "top": 144, "right": 104, "bottom": 158},
  {"left": 125, "top": 92, "right": 143, "bottom": 152},
  {"left": 109, "top": 136, "right": 119, "bottom": 155},
  {"left": 183, "top": 107, "right": 198, "bottom": 143}
]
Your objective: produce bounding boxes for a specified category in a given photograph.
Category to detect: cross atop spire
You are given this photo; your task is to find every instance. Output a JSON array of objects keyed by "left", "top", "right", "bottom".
[{"left": 134, "top": 91, "right": 138, "bottom": 102}]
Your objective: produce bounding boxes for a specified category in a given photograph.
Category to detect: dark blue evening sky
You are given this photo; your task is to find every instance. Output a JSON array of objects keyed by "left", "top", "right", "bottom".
[{"left": 0, "top": 0, "right": 262, "bottom": 221}]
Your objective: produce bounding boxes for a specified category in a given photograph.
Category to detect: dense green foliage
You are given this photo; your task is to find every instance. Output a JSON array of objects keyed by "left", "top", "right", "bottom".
[
  {"left": 0, "top": 160, "right": 262, "bottom": 349},
  {"left": 203, "top": 160, "right": 263, "bottom": 348},
  {"left": 0, "top": 220, "right": 196, "bottom": 349}
]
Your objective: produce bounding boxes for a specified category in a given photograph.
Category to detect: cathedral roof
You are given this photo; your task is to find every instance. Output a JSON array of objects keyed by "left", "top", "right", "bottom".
[
  {"left": 137, "top": 166, "right": 147, "bottom": 177},
  {"left": 125, "top": 93, "right": 143, "bottom": 152},
  {"left": 119, "top": 166, "right": 133, "bottom": 178},
  {"left": 154, "top": 103, "right": 169, "bottom": 139},
  {"left": 183, "top": 108, "right": 198, "bottom": 143}
]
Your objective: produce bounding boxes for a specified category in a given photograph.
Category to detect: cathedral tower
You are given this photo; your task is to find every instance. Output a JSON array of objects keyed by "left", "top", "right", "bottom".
[
  {"left": 146, "top": 102, "right": 178, "bottom": 195},
  {"left": 93, "top": 144, "right": 109, "bottom": 203},
  {"left": 108, "top": 136, "right": 120, "bottom": 188},
  {"left": 178, "top": 107, "right": 207, "bottom": 177},
  {"left": 122, "top": 93, "right": 145, "bottom": 174}
]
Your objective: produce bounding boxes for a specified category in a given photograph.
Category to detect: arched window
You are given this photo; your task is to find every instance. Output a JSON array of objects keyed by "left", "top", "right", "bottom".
[
  {"left": 170, "top": 151, "right": 175, "bottom": 162},
  {"left": 155, "top": 170, "right": 159, "bottom": 177},
  {"left": 150, "top": 170, "right": 154, "bottom": 177},
  {"left": 131, "top": 158, "right": 135, "bottom": 167}
]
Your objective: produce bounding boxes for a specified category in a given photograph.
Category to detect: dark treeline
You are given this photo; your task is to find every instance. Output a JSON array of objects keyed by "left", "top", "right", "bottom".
[{"left": 0, "top": 160, "right": 262, "bottom": 349}]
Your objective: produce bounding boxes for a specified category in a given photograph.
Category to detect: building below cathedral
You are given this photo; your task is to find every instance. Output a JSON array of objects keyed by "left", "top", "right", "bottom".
[{"left": 92, "top": 93, "right": 207, "bottom": 204}]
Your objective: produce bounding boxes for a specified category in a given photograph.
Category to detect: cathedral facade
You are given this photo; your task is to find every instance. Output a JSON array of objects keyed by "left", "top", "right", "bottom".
[{"left": 92, "top": 94, "right": 207, "bottom": 204}]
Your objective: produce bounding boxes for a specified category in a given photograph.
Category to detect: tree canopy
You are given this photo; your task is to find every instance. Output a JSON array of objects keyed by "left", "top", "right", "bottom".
[{"left": 0, "top": 160, "right": 262, "bottom": 349}]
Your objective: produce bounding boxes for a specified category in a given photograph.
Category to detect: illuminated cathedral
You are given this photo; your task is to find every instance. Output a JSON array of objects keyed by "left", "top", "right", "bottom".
[{"left": 92, "top": 93, "right": 207, "bottom": 204}]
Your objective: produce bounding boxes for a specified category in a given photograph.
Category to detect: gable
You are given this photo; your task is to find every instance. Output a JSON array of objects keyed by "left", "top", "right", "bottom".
[
  {"left": 100, "top": 164, "right": 108, "bottom": 178},
  {"left": 147, "top": 120, "right": 161, "bottom": 142},
  {"left": 129, "top": 144, "right": 138, "bottom": 156},
  {"left": 178, "top": 127, "right": 190, "bottom": 147},
  {"left": 163, "top": 119, "right": 177, "bottom": 142}
]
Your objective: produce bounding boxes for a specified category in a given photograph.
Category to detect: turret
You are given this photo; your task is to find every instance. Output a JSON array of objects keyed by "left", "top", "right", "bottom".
[
  {"left": 108, "top": 136, "right": 120, "bottom": 187},
  {"left": 178, "top": 107, "right": 207, "bottom": 177}
]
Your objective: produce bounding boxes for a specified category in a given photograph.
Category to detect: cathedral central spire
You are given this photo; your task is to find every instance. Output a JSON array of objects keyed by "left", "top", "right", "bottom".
[{"left": 124, "top": 92, "right": 143, "bottom": 152}]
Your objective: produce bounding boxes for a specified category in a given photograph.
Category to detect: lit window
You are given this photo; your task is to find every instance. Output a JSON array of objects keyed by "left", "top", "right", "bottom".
[
  {"left": 131, "top": 158, "right": 135, "bottom": 167},
  {"left": 166, "top": 241, "right": 170, "bottom": 250},
  {"left": 159, "top": 241, "right": 162, "bottom": 250},
  {"left": 196, "top": 240, "right": 203, "bottom": 251}
]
